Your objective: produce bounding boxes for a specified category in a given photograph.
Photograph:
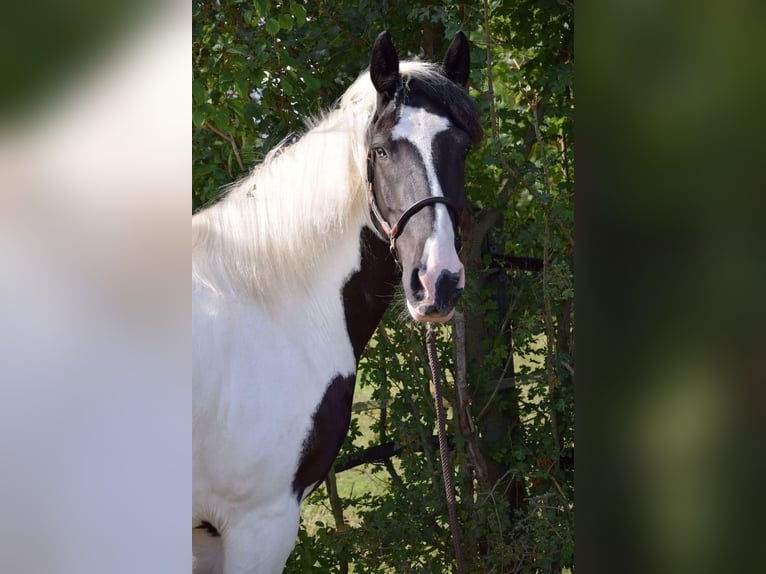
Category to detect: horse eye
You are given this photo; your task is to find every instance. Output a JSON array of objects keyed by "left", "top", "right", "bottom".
[{"left": 374, "top": 146, "right": 388, "bottom": 159}]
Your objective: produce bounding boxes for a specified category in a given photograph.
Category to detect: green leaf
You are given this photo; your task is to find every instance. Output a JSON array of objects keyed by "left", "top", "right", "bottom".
[
  {"left": 252, "top": 0, "right": 269, "bottom": 18},
  {"left": 211, "top": 108, "right": 230, "bottom": 131},
  {"left": 192, "top": 108, "right": 206, "bottom": 129},
  {"left": 192, "top": 80, "right": 206, "bottom": 105},
  {"left": 193, "top": 163, "right": 218, "bottom": 176},
  {"left": 281, "top": 76, "right": 294, "bottom": 96},
  {"left": 279, "top": 13, "right": 293, "bottom": 31},
  {"left": 301, "top": 74, "right": 320, "bottom": 91},
  {"left": 264, "top": 18, "right": 280, "bottom": 35},
  {"left": 290, "top": 3, "right": 307, "bottom": 26}
]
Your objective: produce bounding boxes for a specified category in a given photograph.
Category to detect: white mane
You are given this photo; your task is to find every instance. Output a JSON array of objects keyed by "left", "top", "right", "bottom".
[{"left": 192, "top": 61, "right": 445, "bottom": 298}]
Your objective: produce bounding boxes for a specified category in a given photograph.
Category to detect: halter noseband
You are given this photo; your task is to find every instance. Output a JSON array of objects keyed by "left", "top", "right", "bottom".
[{"left": 366, "top": 149, "right": 463, "bottom": 259}]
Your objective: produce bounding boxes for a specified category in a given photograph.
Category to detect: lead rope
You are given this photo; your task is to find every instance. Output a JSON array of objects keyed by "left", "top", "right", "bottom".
[{"left": 425, "top": 323, "right": 465, "bottom": 574}]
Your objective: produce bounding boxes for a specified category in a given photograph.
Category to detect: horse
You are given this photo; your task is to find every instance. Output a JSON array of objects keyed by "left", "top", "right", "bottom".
[{"left": 192, "top": 31, "right": 482, "bottom": 573}]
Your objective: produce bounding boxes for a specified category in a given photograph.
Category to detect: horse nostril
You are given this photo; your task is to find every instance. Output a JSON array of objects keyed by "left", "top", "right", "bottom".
[
  {"left": 410, "top": 268, "right": 425, "bottom": 301},
  {"left": 434, "top": 271, "right": 462, "bottom": 311}
]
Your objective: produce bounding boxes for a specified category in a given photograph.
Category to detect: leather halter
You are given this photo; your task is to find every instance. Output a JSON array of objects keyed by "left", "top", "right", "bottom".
[{"left": 366, "top": 149, "right": 463, "bottom": 259}]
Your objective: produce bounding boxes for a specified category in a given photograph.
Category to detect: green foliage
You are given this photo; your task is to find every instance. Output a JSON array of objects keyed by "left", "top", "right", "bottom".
[{"left": 193, "top": 1, "right": 573, "bottom": 571}]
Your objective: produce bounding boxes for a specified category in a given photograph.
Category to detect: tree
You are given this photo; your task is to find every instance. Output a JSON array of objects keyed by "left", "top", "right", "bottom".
[{"left": 193, "top": 2, "right": 574, "bottom": 571}]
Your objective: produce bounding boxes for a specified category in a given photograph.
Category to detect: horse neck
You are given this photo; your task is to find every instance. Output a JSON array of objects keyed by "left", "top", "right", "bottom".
[{"left": 343, "top": 227, "right": 401, "bottom": 363}]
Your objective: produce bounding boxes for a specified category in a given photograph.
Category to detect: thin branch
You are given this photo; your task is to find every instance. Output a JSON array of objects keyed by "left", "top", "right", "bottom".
[
  {"left": 324, "top": 468, "right": 348, "bottom": 531},
  {"left": 475, "top": 344, "right": 516, "bottom": 423},
  {"left": 555, "top": 217, "right": 575, "bottom": 250},
  {"left": 453, "top": 311, "right": 489, "bottom": 486},
  {"left": 203, "top": 120, "right": 245, "bottom": 172},
  {"left": 482, "top": 0, "right": 498, "bottom": 140},
  {"left": 530, "top": 96, "right": 562, "bottom": 471},
  {"left": 379, "top": 404, "right": 404, "bottom": 488}
]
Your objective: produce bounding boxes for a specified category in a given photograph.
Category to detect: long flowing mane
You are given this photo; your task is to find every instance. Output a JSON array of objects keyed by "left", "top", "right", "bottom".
[{"left": 192, "top": 61, "right": 479, "bottom": 298}]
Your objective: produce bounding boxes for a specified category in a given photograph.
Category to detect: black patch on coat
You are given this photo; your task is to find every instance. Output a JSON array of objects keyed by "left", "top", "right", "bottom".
[
  {"left": 432, "top": 128, "right": 471, "bottom": 215},
  {"left": 291, "top": 229, "right": 400, "bottom": 502},
  {"left": 292, "top": 374, "right": 356, "bottom": 501},
  {"left": 342, "top": 227, "right": 401, "bottom": 362}
]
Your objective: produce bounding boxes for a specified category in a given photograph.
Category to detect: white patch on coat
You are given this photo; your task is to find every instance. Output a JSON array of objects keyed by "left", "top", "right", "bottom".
[{"left": 193, "top": 224, "right": 362, "bottom": 572}]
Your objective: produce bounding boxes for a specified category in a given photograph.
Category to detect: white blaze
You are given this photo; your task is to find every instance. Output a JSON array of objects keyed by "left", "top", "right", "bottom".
[{"left": 392, "top": 105, "right": 465, "bottom": 317}]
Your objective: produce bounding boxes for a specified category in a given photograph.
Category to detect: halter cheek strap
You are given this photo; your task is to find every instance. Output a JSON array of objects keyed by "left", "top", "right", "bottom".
[{"left": 366, "top": 150, "right": 463, "bottom": 258}]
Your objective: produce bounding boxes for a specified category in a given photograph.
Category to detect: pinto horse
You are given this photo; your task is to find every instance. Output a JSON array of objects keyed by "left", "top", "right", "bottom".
[{"left": 192, "top": 31, "right": 481, "bottom": 573}]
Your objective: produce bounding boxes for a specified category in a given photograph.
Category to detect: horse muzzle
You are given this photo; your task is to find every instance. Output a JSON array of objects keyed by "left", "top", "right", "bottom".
[{"left": 407, "top": 268, "right": 464, "bottom": 322}]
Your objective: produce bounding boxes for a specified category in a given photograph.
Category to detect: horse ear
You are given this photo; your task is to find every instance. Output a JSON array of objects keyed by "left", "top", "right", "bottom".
[
  {"left": 370, "top": 31, "right": 400, "bottom": 97},
  {"left": 442, "top": 31, "right": 470, "bottom": 88}
]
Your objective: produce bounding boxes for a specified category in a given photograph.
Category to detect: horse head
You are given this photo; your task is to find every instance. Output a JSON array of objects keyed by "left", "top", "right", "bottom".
[{"left": 366, "top": 31, "right": 481, "bottom": 322}]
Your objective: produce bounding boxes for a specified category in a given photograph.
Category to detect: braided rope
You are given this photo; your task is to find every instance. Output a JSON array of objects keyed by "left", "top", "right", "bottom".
[{"left": 425, "top": 323, "right": 465, "bottom": 574}]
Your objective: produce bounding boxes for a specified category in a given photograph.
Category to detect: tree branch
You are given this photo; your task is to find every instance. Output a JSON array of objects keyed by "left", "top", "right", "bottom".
[
  {"left": 453, "top": 311, "right": 489, "bottom": 486},
  {"left": 482, "top": 0, "right": 498, "bottom": 140},
  {"left": 203, "top": 120, "right": 245, "bottom": 172},
  {"left": 531, "top": 97, "right": 563, "bottom": 471}
]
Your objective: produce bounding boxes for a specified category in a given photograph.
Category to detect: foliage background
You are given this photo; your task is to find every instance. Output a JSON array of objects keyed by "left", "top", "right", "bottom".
[{"left": 193, "top": 1, "right": 574, "bottom": 572}]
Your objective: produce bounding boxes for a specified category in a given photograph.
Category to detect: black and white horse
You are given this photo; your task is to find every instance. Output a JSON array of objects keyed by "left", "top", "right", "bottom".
[{"left": 192, "top": 31, "right": 481, "bottom": 573}]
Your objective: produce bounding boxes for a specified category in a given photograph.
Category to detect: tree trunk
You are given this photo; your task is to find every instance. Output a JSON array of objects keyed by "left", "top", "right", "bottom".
[{"left": 463, "top": 219, "right": 528, "bottom": 532}]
